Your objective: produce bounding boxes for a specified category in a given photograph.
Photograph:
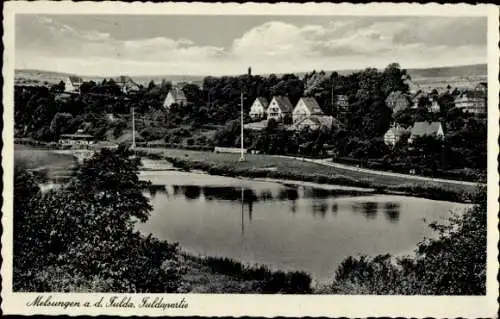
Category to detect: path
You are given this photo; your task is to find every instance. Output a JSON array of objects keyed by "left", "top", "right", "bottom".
[{"left": 275, "top": 155, "right": 484, "bottom": 187}]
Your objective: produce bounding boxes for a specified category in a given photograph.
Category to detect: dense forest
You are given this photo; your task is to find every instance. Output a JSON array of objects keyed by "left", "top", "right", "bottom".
[{"left": 14, "top": 63, "right": 487, "bottom": 178}]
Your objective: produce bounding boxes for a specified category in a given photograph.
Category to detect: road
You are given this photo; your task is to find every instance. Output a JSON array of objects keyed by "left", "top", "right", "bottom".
[{"left": 275, "top": 155, "right": 484, "bottom": 187}]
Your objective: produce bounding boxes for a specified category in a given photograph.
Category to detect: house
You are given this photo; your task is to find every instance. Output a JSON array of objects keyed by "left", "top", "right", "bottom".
[
  {"left": 292, "top": 115, "right": 336, "bottom": 131},
  {"left": 59, "top": 133, "right": 94, "bottom": 146},
  {"left": 115, "top": 76, "right": 141, "bottom": 95},
  {"left": 429, "top": 99, "right": 440, "bottom": 113},
  {"left": 408, "top": 122, "right": 444, "bottom": 143},
  {"left": 64, "top": 75, "right": 84, "bottom": 93},
  {"left": 475, "top": 82, "right": 487, "bottom": 94},
  {"left": 249, "top": 97, "right": 269, "bottom": 120},
  {"left": 292, "top": 97, "right": 323, "bottom": 124},
  {"left": 163, "top": 87, "right": 188, "bottom": 109},
  {"left": 385, "top": 91, "right": 411, "bottom": 113},
  {"left": 266, "top": 96, "right": 293, "bottom": 122},
  {"left": 454, "top": 90, "right": 487, "bottom": 115},
  {"left": 383, "top": 124, "right": 410, "bottom": 147}
]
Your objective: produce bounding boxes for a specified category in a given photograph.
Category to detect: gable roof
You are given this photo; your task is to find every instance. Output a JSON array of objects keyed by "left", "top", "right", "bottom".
[
  {"left": 114, "top": 76, "right": 140, "bottom": 91},
  {"left": 410, "top": 122, "right": 443, "bottom": 137},
  {"left": 168, "top": 87, "right": 187, "bottom": 101},
  {"left": 253, "top": 97, "right": 269, "bottom": 109},
  {"left": 298, "top": 97, "right": 323, "bottom": 114},
  {"left": 271, "top": 96, "right": 293, "bottom": 113},
  {"left": 68, "top": 75, "right": 83, "bottom": 84}
]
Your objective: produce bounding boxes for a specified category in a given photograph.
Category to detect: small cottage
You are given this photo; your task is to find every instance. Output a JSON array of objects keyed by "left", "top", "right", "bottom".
[
  {"left": 249, "top": 97, "right": 269, "bottom": 120},
  {"left": 454, "top": 91, "right": 486, "bottom": 115},
  {"left": 115, "top": 76, "right": 141, "bottom": 95},
  {"left": 383, "top": 124, "right": 410, "bottom": 147},
  {"left": 408, "top": 122, "right": 444, "bottom": 143},
  {"left": 266, "top": 96, "right": 294, "bottom": 122},
  {"left": 64, "top": 75, "right": 84, "bottom": 93},
  {"left": 163, "top": 87, "right": 188, "bottom": 109},
  {"left": 292, "top": 97, "right": 324, "bottom": 124}
]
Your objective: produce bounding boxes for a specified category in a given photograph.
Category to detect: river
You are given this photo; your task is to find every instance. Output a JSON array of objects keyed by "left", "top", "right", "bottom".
[
  {"left": 15, "top": 148, "right": 469, "bottom": 282},
  {"left": 136, "top": 159, "right": 469, "bottom": 282}
]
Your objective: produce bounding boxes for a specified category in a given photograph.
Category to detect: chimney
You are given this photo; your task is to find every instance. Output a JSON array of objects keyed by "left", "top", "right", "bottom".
[{"left": 248, "top": 66, "right": 252, "bottom": 76}]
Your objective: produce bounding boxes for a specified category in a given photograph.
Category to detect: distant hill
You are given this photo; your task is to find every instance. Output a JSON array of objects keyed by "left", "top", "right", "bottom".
[{"left": 15, "top": 63, "right": 487, "bottom": 88}]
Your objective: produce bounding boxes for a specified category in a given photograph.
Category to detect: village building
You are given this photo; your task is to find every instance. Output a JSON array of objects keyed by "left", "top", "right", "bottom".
[
  {"left": 163, "top": 87, "right": 188, "bottom": 109},
  {"left": 64, "top": 75, "right": 84, "bottom": 93},
  {"left": 115, "top": 76, "right": 141, "bottom": 95},
  {"left": 429, "top": 99, "right": 441, "bottom": 113},
  {"left": 59, "top": 133, "right": 94, "bottom": 146},
  {"left": 454, "top": 90, "right": 487, "bottom": 115},
  {"left": 385, "top": 91, "right": 411, "bottom": 113},
  {"left": 383, "top": 124, "right": 410, "bottom": 147},
  {"left": 249, "top": 97, "right": 269, "bottom": 120},
  {"left": 292, "top": 115, "right": 336, "bottom": 131},
  {"left": 292, "top": 97, "right": 324, "bottom": 124},
  {"left": 408, "top": 121, "right": 444, "bottom": 143},
  {"left": 266, "top": 96, "right": 294, "bottom": 122}
]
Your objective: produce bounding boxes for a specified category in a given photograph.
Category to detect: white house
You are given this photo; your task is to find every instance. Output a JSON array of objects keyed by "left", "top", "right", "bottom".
[
  {"left": 454, "top": 91, "right": 486, "bottom": 115},
  {"left": 383, "top": 124, "right": 410, "bottom": 147},
  {"left": 249, "top": 97, "right": 269, "bottom": 120},
  {"left": 115, "top": 76, "right": 141, "bottom": 95},
  {"left": 408, "top": 122, "right": 444, "bottom": 143},
  {"left": 266, "top": 96, "right": 294, "bottom": 122},
  {"left": 163, "top": 87, "right": 188, "bottom": 109},
  {"left": 429, "top": 99, "right": 440, "bottom": 113},
  {"left": 292, "top": 97, "right": 323, "bottom": 124},
  {"left": 64, "top": 75, "right": 84, "bottom": 93}
]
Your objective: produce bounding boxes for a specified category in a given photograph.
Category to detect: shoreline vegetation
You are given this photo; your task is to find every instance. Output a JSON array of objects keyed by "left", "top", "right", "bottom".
[
  {"left": 135, "top": 148, "right": 480, "bottom": 204},
  {"left": 14, "top": 146, "right": 486, "bottom": 294}
]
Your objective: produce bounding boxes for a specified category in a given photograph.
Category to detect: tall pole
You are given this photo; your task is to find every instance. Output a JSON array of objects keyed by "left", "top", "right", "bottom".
[
  {"left": 331, "top": 82, "right": 334, "bottom": 116},
  {"left": 132, "top": 107, "right": 136, "bottom": 149},
  {"left": 240, "top": 90, "right": 245, "bottom": 161}
]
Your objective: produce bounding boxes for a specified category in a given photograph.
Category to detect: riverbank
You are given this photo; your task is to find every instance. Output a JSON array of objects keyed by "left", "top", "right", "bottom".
[{"left": 136, "top": 148, "right": 480, "bottom": 203}]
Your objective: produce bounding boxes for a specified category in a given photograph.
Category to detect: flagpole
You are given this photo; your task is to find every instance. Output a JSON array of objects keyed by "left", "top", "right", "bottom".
[
  {"left": 240, "top": 89, "right": 245, "bottom": 161},
  {"left": 132, "top": 107, "right": 136, "bottom": 149}
]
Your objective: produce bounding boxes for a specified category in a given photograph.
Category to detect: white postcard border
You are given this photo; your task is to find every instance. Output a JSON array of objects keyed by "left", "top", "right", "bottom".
[{"left": 2, "top": 2, "right": 499, "bottom": 317}]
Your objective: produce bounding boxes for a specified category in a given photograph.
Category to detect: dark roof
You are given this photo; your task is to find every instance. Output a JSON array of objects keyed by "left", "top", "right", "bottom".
[
  {"left": 298, "top": 97, "right": 323, "bottom": 114},
  {"left": 169, "top": 87, "right": 187, "bottom": 101},
  {"left": 271, "top": 96, "right": 293, "bottom": 113},
  {"left": 254, "top": 97, "right": 269, "bottom": 109},
  {"left": 411, "top": 122, "right": 443, "bottom": 137}
]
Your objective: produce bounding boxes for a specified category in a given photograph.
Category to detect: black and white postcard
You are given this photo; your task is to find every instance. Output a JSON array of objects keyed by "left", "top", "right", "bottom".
[{"left": 2, "top": 2, "right": 499, "bottom": 317}]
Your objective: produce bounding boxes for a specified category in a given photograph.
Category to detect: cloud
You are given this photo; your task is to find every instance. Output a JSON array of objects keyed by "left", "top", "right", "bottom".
[{"left": 15, "top": 15, "right": 487, "bottom": 76}]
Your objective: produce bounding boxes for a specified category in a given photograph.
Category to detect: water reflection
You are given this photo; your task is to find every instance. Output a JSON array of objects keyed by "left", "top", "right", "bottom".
[
  {"left": 383, "top": 202, "right": 401, "bottom": 223},
  {"left": 352, "top": 202, "right": 379, "bottom": 220}
]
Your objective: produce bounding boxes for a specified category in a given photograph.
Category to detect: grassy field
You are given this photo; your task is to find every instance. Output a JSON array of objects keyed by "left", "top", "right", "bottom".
[{"left": 147, "top": 148, "right": 479, "bottom": 202}]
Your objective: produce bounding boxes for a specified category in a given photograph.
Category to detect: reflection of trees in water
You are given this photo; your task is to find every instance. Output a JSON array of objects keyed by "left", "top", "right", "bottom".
[
  {"left": 383, "top": 202, "right": 401, "bottom": 223},
  {"left": 332, "top": 203, "right": 338, "bottom": 215},
  {"left": 259, "top": 190, "right": 274, "bottom": 201},
  {"left": 277, "top": 188, "right": 299, "bottom": 201},
  {"left": 312, "top": 200, "right": 328, "bottom": 218},
  {"left": 361, "top": 202, "right": 378, "bottom": 219},
  {"left": 183, "top": 185, "right": 202, "bottom": 200},
  {"left": 144, "top": 184, "right": 168, "bottom": 198}
]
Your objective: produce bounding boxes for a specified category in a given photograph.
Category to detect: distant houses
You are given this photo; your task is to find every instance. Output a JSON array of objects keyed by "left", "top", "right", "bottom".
[
  {"left": 408, "top": 121, "right": 444, "bottom": 143},
  {"left": 267, "top": 96, "right": 294, "bottom": 122},
  {"left": 454, "top": 90, "right": 487, "bottom": 115},
  {"left": 64, "top": 75, "right": 84, "bottom": 93},
  {"left": 249, "top": 97, "right": 269, "bottom": 120},
  {"left": 292, "top": 97, "right": 324, "bottom": 124},
  {"left": 114, "top": 76, "right": 141, "bottom": 95},
  {"left": 163, "top": 87, "right": 188, "bottom": 109}
]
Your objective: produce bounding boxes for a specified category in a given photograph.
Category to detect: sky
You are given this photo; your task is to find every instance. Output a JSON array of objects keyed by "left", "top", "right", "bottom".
[{"left": 15, "top": 14, "right": 487, "bottom": 76}]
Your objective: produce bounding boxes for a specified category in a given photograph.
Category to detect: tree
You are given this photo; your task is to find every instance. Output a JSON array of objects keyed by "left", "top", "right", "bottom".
[{"left": 13, "top": 148, "right": 182, "bottom": 292}]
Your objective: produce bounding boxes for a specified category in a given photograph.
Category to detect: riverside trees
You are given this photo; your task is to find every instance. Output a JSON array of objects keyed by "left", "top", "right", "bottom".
[{"left": 13, "top": 146, "right": 183, "bottom": 292}]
